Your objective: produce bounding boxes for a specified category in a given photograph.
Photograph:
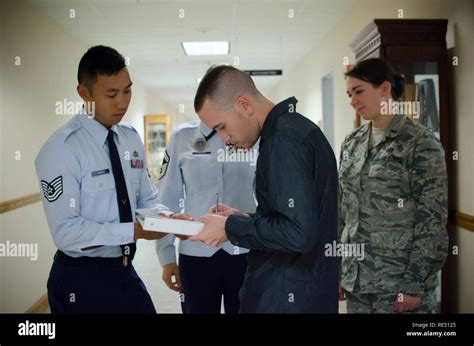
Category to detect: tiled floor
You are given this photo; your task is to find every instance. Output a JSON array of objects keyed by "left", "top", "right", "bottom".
[
  {"left": 133, "top": 239, "right": 347, "bottom": 314},
  {"left": 133, "top": 239, "right": 182, "bottom": 313}
]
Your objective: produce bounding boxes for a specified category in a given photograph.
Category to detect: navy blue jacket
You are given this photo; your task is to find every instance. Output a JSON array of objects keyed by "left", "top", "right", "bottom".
[{"left": 226, "top": 97, "right": 339, "bottom": 313}]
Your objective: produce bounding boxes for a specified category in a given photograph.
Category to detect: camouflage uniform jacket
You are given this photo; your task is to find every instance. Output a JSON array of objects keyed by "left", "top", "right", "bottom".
[{"left": 338, "top": 115, "right": 448, "bottom": 297}]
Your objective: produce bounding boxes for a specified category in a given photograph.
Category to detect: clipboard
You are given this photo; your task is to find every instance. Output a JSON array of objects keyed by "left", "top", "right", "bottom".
[{"left": 136, "top": 208, "right": 203, "bottom": 236}]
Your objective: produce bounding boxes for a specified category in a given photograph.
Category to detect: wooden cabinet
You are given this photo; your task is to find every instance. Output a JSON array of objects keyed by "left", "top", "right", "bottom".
[{"left": 349, "top": 19, "right": 453, "bottom": 313}]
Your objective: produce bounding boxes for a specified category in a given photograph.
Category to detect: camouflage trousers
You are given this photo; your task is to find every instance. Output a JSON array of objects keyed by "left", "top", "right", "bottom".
[{"left": 345, "top": 290, "right": 438, "bottom": 314}]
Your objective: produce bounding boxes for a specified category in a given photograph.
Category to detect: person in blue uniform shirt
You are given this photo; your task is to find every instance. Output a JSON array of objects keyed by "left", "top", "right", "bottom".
[
  {"left": 155, "top": 121, "right": 257, "bottom": 313},
  {"left": 189, "top": 65, "right": 339, "bottom": 313},
  {"left": 35, "top": 45, "right": 191, "bottom": 313}
]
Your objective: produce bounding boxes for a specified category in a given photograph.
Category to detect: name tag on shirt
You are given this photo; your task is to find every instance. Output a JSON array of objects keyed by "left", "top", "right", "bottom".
[
  {"left": 131, "top": 159, "right": 144, "bottom": 169},
  {"left": 91, "top": 169, "right": 110, "bottom": 177}
]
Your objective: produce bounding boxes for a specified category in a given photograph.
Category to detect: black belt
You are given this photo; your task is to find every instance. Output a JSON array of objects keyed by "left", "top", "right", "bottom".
[{"left": 54, "top": 250, "right": 131, "bottom": 267}]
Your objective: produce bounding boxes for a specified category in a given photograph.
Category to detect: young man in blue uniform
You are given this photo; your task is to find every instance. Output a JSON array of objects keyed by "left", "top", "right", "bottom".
[
  {"left": 35, "top": 45, "right": 190, "bottom": 313},
  {"left": 155, "top": 121, "right": 257, "bottom": 313}
]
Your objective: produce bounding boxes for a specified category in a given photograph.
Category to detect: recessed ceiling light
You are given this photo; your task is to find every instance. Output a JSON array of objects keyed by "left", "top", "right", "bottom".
[{"left": 182, "top": 41, "right": 229, "bottom": 56}]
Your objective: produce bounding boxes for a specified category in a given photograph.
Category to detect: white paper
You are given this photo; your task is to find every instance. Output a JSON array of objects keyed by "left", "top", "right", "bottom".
[{"left": 136, "top": 208, "right": 203, "bottom": 236}]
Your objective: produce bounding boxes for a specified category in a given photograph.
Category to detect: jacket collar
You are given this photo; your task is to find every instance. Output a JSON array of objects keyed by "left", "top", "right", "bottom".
[
  {"left": 354, "top": 114, "right": 407, "bottom": 143},
  {"left": 198, "top": 121, "right": 214, "bottom": 137},
  {"left": 77, "top": 109, "right": 120, "bottom": 148},
  {"left": 261, "top": 97, "right": 298, "bottom": 140},
  {"left": 198, "top": 121, "right": 217, "bottom": 141}
]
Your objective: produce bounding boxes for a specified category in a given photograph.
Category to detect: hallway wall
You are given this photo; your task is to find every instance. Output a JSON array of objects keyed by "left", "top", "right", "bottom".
[
  {"left": 445, "top": 0, "right": 474, "bottom": 313},
  {"left": 0, "top": 0, "right": 175, "bottom": 311},
  {"left": 1, "top": 0, "right": 87, "bottom": 312}
]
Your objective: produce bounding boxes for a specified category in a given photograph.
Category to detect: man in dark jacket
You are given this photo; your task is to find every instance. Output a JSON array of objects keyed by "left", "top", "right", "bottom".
[{"left": 189, "top": 65, "right": 339, "bottom": 313}]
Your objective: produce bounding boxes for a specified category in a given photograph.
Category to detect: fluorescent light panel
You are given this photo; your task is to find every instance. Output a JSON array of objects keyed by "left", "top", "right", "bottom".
[{"left": 182, "top": 41, "right": 229, "bottom": 56}]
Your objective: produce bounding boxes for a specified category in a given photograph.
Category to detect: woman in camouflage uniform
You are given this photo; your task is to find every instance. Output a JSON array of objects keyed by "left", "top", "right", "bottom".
[{"left": 338, "top": 58, "right": 448, "bottom": 313}]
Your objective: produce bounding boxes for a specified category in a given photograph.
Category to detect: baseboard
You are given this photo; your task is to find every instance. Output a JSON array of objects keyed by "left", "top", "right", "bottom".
[{"left": 25, "top": 293, "right": 49, "bottom": 313}]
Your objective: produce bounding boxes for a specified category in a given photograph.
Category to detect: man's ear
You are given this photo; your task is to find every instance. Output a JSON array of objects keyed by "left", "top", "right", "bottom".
[
  {"left": 235, "top": 95, "right": 253, "bottom": 116},
  {"left": 77, "top": 83, "right": 92, "bottom": 102}
]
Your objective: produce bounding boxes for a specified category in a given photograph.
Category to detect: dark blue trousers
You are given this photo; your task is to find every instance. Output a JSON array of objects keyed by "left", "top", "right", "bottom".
[
  {"left": 47, "top": 251, "right": 156, "bottom": 313},
  {"left": 179, "top": 249, "right": 247, "bottom": 314}
]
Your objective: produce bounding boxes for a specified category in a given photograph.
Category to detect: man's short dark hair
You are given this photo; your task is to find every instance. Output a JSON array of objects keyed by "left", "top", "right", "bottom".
[
  {"left": 194, "top": 65, "right": 260, "bottom": 113},
  {"left": 77, "top": 45, "right": 126, "bottom": 91}
]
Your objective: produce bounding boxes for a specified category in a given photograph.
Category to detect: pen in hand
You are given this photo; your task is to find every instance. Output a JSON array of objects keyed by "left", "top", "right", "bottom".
[{"left": 215, "top": 193, "right": 219, "bottom": 213}]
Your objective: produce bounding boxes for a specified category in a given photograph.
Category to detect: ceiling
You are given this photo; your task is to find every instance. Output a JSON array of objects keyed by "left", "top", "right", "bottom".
[{"left": 27, "top": 0, "right": 356, "bottom": 117}]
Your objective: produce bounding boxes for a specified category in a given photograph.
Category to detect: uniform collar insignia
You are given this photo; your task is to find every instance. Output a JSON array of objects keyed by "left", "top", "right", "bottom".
[
  {"left": 385, "top": 115, "right": 407, "bottom": 138},
  {"left": 193, "top": 137, "right": 208, "bottom": 152}
]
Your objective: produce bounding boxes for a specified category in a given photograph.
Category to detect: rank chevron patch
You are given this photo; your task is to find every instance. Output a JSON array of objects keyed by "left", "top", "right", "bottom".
[
  {"left": 41, "top": 176, "right": 63, "bottom": 202},
  {"left": 158, "top": 150, "right": 170, "bottom": 180}
]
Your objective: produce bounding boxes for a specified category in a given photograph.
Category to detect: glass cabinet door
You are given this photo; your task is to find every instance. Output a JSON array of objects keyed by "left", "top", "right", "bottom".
[
  {"left": 396, "top": 62, "right": 443, "bottom": 312},
  {"left": 397, "top": 62, "right": 440, "bottom": 139},
  {"left": 144, "top": 115, "right": 171, "bottom": 183}
]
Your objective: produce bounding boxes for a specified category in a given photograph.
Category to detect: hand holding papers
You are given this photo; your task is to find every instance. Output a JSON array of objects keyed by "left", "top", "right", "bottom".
[
  {"left": 136, "top": 209, "right": 202, "bottom": 238},
  {"left": 189, "top": 213, "right": 229, "bottom": 247},
  {"left": 189, "top": 203, "right": 251, "bottom": 246},
  {"left": 135, "top": 203, "right": 249, "bottom": 245},
  {"left": 208, "top": 203, "right": 250, "bottom": 218}
]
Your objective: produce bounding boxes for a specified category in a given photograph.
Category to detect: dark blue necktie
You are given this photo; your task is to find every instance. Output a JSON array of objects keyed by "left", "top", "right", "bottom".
[{"left": 107, "top": 130, "right": 136, "bottom": 264}]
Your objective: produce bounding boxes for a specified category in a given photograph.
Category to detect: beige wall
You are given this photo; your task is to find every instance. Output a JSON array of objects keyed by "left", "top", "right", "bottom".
[
  {"left": 0, "top": 0, "right": 86, "bottom": 312},
  {"left": 0, "top": 0, "right": 174, "bottom": 311},
  {"left": 123, "top": 79, "right": 179, "bottom": 142},
  {"left": 145, "top": 89, "right": 197, "bottom": 131},
  {"left": 0, "top": 0, "right": 5, "bottom": 308},
  {"left": 268, "top": 0, "right": 473, "bottom": 312},
  {"left": 123, "top": 82, "right": 149, "bottom": 142},
  {"left": 446, "top": 0, "right": 474, "bottom": 313}
]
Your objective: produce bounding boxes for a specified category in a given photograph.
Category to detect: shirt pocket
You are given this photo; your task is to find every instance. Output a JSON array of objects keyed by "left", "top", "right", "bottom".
[
  {"left": 370, "top": 229, "right": 414, "bottom": 250},
  {"left": 81, "top": 172, "right": 116, "bottom": 222},
  {"left": 129, "top": 168, "right": 142, "bottom": 201},
  {"left": 368, "top": 160, "right": 404, "bottom": 182},
  {"left": 367, "top": 147, "right": 407, "bottom": 182},
  {"left": 82, "top": 172, "right": 115, "bottom": 192},
  {"left": 367, "top": 154, "right": 413, "bottom": 215},
  {"left": 370, "top": 229, "right": 414, "bottom": 277},
  {"left": 183, "top": 153, "right": 219, "bottom": 187},
  {"left": 339, "top": 159, "right": 359, "bottom": 227},
  {"left": 339, "top": 159, "right": 357, "bottom": 191}
]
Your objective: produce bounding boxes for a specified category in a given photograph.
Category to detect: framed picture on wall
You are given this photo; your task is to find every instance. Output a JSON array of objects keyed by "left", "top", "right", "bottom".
[{"left": 144, "top": 114, "right": 171, "bottom": 183}]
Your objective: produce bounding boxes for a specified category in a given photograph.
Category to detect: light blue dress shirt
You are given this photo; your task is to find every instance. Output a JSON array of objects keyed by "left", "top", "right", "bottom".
[
  {"left": 35, "top": 112, "right": 170, "bottom": 258},
  {"left": 155, "top": 121, "right": 258, "bottom": 265}
]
